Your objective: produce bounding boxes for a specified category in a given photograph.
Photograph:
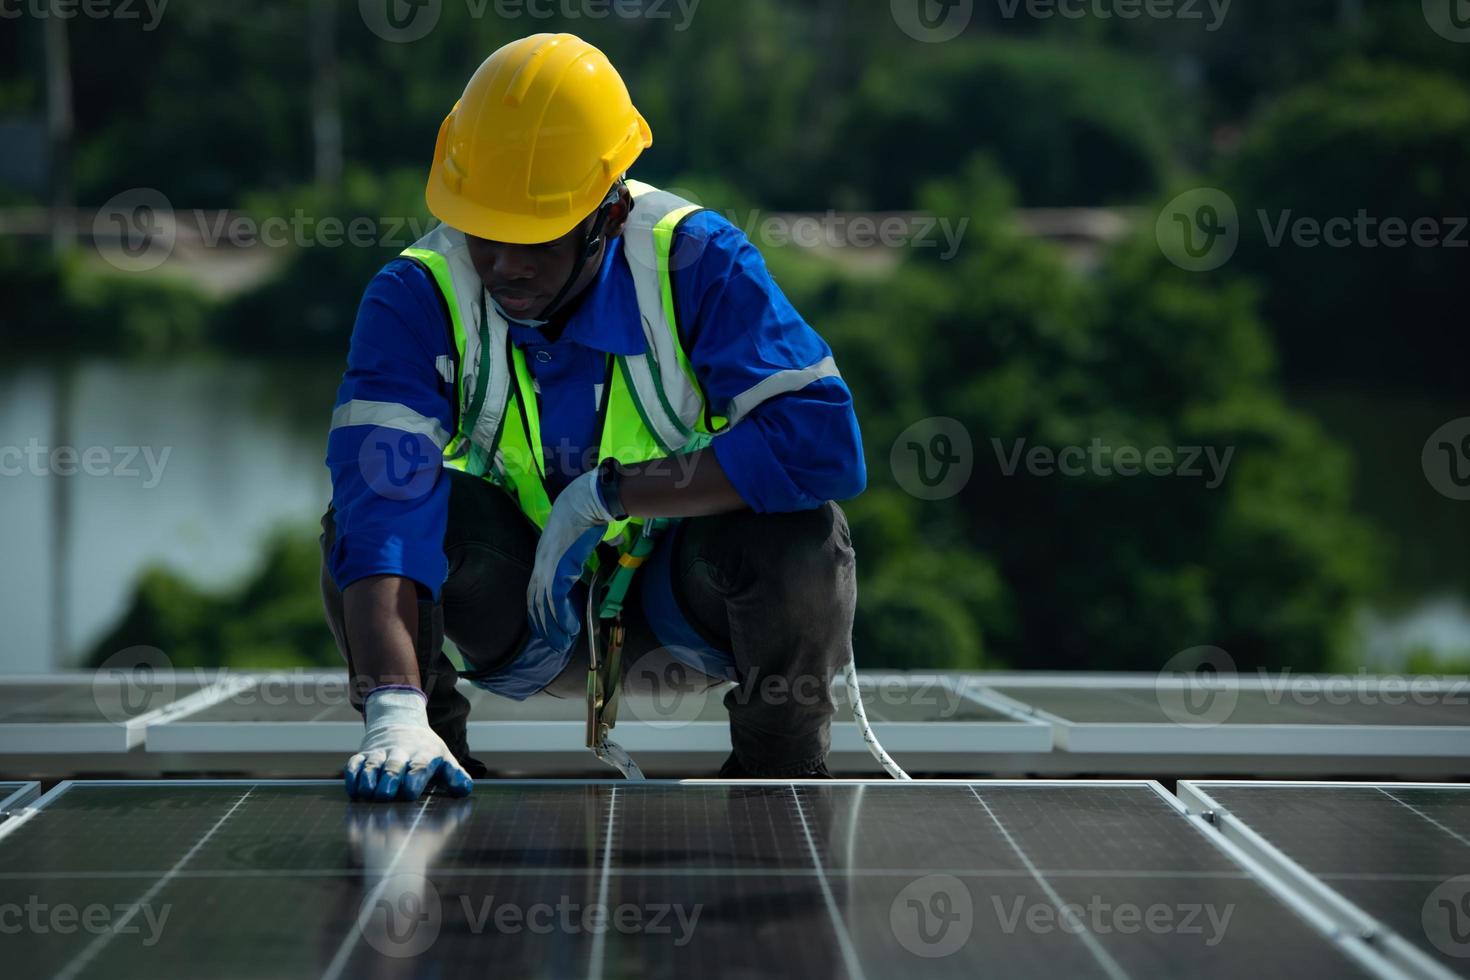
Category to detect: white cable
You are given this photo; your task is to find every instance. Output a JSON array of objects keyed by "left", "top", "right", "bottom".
[{"left": 843, "top": 660, "right": 910, "bottom": 780}]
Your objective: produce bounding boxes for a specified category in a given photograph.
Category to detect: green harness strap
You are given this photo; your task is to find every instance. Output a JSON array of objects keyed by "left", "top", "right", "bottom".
[{"left": 594, "top": 516, "right": 672, "bottom": 620}]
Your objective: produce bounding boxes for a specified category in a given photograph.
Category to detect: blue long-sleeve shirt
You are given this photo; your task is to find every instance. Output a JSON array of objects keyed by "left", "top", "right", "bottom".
[{"left": 325, "top": 209, "right": 866, "bottom": 602}]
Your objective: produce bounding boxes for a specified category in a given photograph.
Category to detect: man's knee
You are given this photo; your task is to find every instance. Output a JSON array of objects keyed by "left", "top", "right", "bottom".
[
  {"left": 441, "top": 473, "right": 538, "bottom": 674},
  {"left": 743, "top": 502, "right": 855, "bottom": 604},
  {"left": 444, "top": 469, "right": 537, "bottom": 556}
]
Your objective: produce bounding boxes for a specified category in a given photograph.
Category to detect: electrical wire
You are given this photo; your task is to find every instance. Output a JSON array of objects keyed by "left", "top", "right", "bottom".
[{"left": 843, "top": 659, "right": 911, "bottom": 780}]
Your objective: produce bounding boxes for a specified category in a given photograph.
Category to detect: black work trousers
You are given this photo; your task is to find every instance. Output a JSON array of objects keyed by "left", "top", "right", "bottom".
[{"left": 318, "top": 468, "right": 857, "bottom": 776}]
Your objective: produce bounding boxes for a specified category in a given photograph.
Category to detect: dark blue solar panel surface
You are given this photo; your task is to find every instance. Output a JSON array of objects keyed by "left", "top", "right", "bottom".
[
  {"left": 1201, "top": 784, "right": 1470, "bottom": 977},
  {"left": 0, "top": 781, "right": 1374, "bottom": 979}
]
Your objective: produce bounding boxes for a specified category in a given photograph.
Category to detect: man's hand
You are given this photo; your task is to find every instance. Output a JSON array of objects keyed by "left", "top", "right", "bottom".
[
  {"left": 344, "top": 687, "right": 474, "bottom": 802},
  {"left": 527, "top": 467, "right": 614, "bottom": 653}
]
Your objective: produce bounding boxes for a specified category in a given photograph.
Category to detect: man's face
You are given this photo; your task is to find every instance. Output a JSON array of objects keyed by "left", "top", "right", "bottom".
[{"left": 466, "top": 189, "right": 629, "bottom": 323}]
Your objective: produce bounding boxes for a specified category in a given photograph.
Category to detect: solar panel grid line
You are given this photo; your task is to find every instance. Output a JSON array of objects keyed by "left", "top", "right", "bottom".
[
  {"left": 1170, "top": 796, "right": 1416, "bottom": 980},
  {"left": 50, "top": 786, "right": 257, "bottom": 980},
  {"left": 0, "top": 779, "right": 1409, "bottom": 978},
  {"left": 787, "top": 784, "right": 869, "bottom": 980},
  {"left": 966, "top": 785, "right": 1133, "bottom": 980},
  {"left": 1377, "top": 788, "right": 1470, "bottom": 851},
  {"left": 0, "top": 866, "right": 1286, "bottom": 882},
  {"left": 318, "top": 795, "right": 434, "bottom": 980},
  {"left": 1176, "top": 781, "right": 1393, "bottom": 937},
  {"left": 587, "top": 784, "right": 618, "bottom": 980},
  {"left": 1177, "top": 782, "right": 1460, "bottom": 980}
]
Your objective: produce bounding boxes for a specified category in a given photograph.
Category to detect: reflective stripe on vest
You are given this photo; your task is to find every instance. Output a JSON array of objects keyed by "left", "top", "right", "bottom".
[{"left": 400, "top": 183, "right": 724, "bottom": 558}]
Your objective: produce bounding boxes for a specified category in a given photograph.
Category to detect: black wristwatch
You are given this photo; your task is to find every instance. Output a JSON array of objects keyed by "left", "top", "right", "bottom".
[{"left": 595, "top": 457, "right": 629, "bottom": 521}]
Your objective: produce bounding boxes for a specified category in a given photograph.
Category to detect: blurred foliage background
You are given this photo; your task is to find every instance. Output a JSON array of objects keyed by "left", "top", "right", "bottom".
[{"left": 0, "top": 0, "right": 1465, "bottom": 675}]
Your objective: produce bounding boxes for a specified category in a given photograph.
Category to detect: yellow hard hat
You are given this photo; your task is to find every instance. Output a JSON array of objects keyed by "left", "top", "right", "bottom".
[{"left": 426, "top": 33, "right": 653, "bottom": 245}]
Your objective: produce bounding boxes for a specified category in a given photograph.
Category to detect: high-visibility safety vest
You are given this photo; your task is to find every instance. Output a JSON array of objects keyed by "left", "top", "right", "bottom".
[{"left": 400, "top": 181, "right": 731, "bottom": 604}]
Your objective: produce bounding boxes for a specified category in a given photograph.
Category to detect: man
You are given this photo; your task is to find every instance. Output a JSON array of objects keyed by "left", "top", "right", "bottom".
[{"left": 320, "top": 33, "right": 865, "bottom": 802}]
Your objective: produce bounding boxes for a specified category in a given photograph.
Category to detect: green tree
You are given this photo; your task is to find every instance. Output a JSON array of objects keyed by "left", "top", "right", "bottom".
[
  {"left": 823, "top": 157, "right": 1375, "bottom": 670},
  {"left": 834, "top": 38, "right": 1188, "bottom": 209},
  {"left": 1223, "top": 61, "right": 1470, "bottom": 392},
  {"left": 84, "top": 524, "right": 338, "bottom": 670}
]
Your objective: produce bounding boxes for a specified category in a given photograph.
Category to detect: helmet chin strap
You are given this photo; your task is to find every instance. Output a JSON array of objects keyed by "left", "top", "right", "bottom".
[{"left": 537, "top": 185, "right": 622, "bottom": 324}]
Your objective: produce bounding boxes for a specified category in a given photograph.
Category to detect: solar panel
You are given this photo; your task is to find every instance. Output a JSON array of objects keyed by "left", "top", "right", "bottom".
[
  {"left": 0, "top": 779, "right": 1392, "bottom": 979},
  {"left": 5, "top": 670, "right": 1466, "bottom": 777},
  {"left": 1180, "top": 781, "right": 1470, "bottom": 979},
  {"left": 981, "top": 675, "right": 1470, "bottom": 771},
  {"left": 0, "top": 673, "right": 243, "bottom": 755},
  {"left": 140, "top": 672, "right": 1051, "bottom": 774}
]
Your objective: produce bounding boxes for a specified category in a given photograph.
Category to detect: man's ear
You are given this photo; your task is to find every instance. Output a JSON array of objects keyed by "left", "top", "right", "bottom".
[{"left": 604, "top": 183, "right": 634, "bottom": 240}]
